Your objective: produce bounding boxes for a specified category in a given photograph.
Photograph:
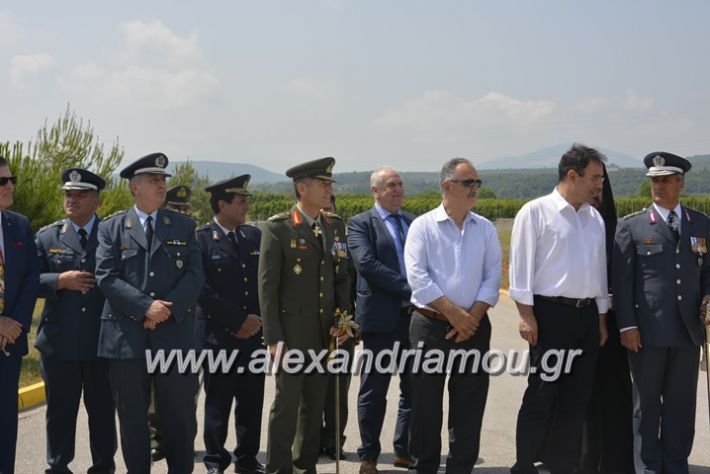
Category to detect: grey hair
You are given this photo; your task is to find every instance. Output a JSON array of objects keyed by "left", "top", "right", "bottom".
[
  {"left": 440, "top": 157, "right": 473, "bottom": 190},
  {"left": 293, "top": 177, "right": 312, "bottom": 200},
  {"left": 370, "top": 166, "right": 398, "bottom": 189}
]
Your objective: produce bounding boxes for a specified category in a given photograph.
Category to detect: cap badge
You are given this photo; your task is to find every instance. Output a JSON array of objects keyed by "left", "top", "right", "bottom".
[
  {"left": 69, "top": 170, "right": 82, "bottom": 183},
  {"left": 177, "top": 187, "right": 187, "bottom": 198},
  {"left": 325, "top": 162, "right": 334, "bottom": 173},
  {"left": 653, "top": 155, "right": 665, "bottom": 167},
  {"left": 155, "top": 155, "right": 166, "bottom": 168}
]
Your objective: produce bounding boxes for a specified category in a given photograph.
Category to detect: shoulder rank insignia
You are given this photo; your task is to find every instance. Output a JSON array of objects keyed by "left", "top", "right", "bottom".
[
  {"left": 212, "top": 230, "right": 220, "bottom": 241},
  {"left": 621, "top": 208, "right": 647, "bottom": 221},
  {"left": 163, "top": 215, "right": 171, "bottom": 226},
  {"left": 104, "top": 210, "right": 127, "bottom": 221},
  {"left": 268, "top": 212, "right": 290, "bottom": 222},
  {"left": 124, "top": 217, "right": 133, "bottom": 229},
  {"left": 60, "top": 222, "right": 69, "bottom": 234}
]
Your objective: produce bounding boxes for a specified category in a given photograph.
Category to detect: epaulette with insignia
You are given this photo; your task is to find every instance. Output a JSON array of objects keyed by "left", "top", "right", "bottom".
[
  {"left": 37, "top": 219, "right": 65, "bottom": 234},
  {"left": 268, "top": 212, "right": 290, "bottom": 222},
  {"left": 322, "top": 211, "right": 343, "bottom": 221},
  {"left": 196, "top": 224, "right": 211, "bottom": 232},
  {"left": 104, "top": 210, "right": 127, "bottom": 221},
  {"left": 621, "top": 208, "right": 647, "bottom": 220}
]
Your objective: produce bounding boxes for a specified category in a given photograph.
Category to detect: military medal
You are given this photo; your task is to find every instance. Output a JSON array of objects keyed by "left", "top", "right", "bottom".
[
  {"left": 293, "top": 264, "right": 303, "bottom": 275},
  {"left": 290, "top": 239, "right": 297, "bottom": 249},
  {"left": 692, "top": 236, "right": 707, "bottom": 266}
]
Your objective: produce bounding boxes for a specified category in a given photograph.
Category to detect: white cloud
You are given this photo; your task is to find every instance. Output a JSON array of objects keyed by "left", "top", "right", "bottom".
[
  {"left": 120, "top": 20, "right": 200, "bottom": 64},
  {"left": 10, "top": 53, "right": 55, "bottom": 88},
  {"left": 68, "top": 64, "right": 218, "bottom": 110},
  {"left": 374, "top": 90, "right": 555, "bottom": 143}
]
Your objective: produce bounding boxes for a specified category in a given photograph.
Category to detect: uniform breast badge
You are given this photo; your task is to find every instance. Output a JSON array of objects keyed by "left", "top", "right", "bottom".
[{"left": 293, "top": 264, "right": 303, "bottom": 275}]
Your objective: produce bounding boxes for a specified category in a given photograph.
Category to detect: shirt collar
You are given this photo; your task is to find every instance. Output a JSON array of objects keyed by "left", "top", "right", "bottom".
[
  {"left": 296, "top": 203, "right": 320, "bottom": 227},
  {"left": 213, "top": 217, "right": 235, "bottom": 236},
  {"left": 374, "top": 201, "right": 403, "bottom": 220},
  {"left": 652, "top": 202, "right": 682, "bottom": 221},
  {"left": 133, "top": 206, "right": 158, "bottom": 226},
  {"left": 433, "top": 202, "right": 476, "bottom": 225},
  {"left": 70, "top": 215, "right": 96, "bottom": 235},
  {"left": 551, "top": 187, "right": 591, "bottom": 214}
]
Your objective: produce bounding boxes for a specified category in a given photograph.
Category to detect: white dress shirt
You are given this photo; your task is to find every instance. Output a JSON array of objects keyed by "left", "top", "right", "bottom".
[
  {"left": 404, "top": 203, "right": 501, "bottom": 310},
  {"left": 508, "top": 188, "right": 609, "bottom": 313}
]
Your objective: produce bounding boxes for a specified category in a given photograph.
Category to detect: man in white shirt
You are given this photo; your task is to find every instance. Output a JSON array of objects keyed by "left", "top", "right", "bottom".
[
  {"left": 509, "top": 144, "right": 609, "bottom": 474},
  {"left": 404, "top": 157, "right": 501, "bottom": 474}
]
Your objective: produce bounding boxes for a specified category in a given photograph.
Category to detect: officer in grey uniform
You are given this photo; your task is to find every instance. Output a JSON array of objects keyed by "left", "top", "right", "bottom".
[
  {"left": 197, "top": 174, "right": 265, "bottom": 474},
  {"left": 259, "top": 157, "right": 352, "bottom": 474},
  {"left": 95, "top": 152, "right": 204, "bottom": 474},
  {"left": 613, "top": 152, "right": 710, "bottom": 473},
  {"left": 35, "top": 168, "right": 117, "bottom": 474},
  {"left": 149, "top": 183, "right": 193, "bottom": 462}
]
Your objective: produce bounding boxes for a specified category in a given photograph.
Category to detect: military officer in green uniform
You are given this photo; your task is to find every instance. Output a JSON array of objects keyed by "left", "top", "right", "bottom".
[{"left": 259, "top": 157, "right": 352, "bottom": 474}]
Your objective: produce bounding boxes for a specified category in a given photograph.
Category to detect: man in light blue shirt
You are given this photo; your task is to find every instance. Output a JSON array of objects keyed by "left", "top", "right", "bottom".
[{"left": 404, "top": 157, "right": 501, "bottom": 474}]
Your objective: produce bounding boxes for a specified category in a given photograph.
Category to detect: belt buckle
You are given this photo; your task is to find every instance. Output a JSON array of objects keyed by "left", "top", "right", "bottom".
[{"left": 575, "top": 298, "right": 587, "bottom": 308}]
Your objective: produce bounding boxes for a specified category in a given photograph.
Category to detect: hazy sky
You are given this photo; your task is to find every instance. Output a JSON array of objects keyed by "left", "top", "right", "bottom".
[{"left": 1, "top": 1, "right": 709, "bottom": 173}]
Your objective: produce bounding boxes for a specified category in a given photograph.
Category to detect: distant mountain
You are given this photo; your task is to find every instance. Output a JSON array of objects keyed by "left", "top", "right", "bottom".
[
  {"left": 169, "top": 161, "right": 283, "bottom": 183},
  {"left": 477, "top": 144, "right": 643, "bottom": 170}
]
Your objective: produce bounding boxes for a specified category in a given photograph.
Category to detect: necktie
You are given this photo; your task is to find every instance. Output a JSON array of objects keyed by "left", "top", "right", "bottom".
[
  {"left": 145, "top": 216, "right": 154, "bottom": 250},
  {"left": 78, "top": 228, "right": 88, "bottom": 250},
  {"left": 312, "top": 221, "right": 324, "bottom": 249},
  {"left": 387, "top": 214, "right": 407, "bottom": 276},
  {"left": 668, "top": 210, "right": 680, "bottom": 242},
  {"left": 227, "top": 231, "right": 239, "bottom": 250}
]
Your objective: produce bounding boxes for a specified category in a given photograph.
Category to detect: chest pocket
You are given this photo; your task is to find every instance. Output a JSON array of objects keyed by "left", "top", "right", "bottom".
[{"left": 636, "top": 244, "right": 663, "bottom": 256}]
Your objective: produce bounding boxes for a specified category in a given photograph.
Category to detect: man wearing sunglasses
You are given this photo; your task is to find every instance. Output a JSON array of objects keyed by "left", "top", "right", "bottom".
[
  {"left": 0, "top": 157, "right": 40, "bottom": 474},
  {"left": 404, "top": 158, "right": 501, "bottom": 474}
]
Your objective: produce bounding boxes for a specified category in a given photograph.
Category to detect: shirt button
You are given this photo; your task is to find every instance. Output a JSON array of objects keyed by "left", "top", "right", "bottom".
[
  {"left": 149, "top": 272, "right": 155, "bottom": 277},
  {"left": 677, "top": 295, "right": 683, "bottom": 301}
]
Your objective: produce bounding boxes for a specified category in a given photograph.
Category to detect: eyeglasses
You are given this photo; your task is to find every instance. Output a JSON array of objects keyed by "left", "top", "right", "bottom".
[
  {"left": 0, "top": 176, "right": 17, "bottom": 186},
  {"left": 449, "top": 178, "right": 483, "bottom": 188}
]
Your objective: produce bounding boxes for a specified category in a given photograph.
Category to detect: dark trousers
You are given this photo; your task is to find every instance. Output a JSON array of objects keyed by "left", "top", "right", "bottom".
[
  {"left": 357, "top": 312, "right": 412, "bottom": 461},
  {"left": 321, "top": 338, "right": 354, "bottom": 452},
  {"left": 109, "top": 359, "right": 199, "bottom": 474},
  {"left": 628, "top": 345, "right": 699, "bottom": 474},
  {"left": 203, "top": 342, "right": 265, "bottom": 471},
  {"left": 409, "top": 312, "right": 491, "bottom": 474},
  {"left": 578, "top": 312, "right": 634, "bottom": 474},
  {"left": 147, "top": 378, "right": 163, "bottom": 453},
  {"left": 41, "top": 357, "right": 117, "bottom": 474},
  {"left": 0, "top": 354, "right": 22, "bottom": 474},
  {"left": 512, "top": 297, "right": 600, "bottom": 474}
]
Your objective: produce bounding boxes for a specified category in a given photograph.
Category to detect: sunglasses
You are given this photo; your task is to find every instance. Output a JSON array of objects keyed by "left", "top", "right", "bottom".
[
  {"left": 449, "top": 178, "right": 482, "bottom": 188},
  {"left": 0, "top": 176, "right": 17, "bottom": 186}
]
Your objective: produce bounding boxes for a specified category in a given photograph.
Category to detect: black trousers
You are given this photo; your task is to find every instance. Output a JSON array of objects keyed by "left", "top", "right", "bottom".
[
  {"left": 409, "top": 312, "right": 491, "bottom": 474},
  {"left": 109, "top": 359, "right": 199, "bottom": 474},
  {"left": 41, "top": 357, "right": 117, "bottom": 474},
  {"left": 578, "top": 311, "right": 634, "bottom": 474},
  {"left": 628, "top": 345, "right": 699, "bottom": 474},
  {"left": 203, "top": 341, "right": 265, "bottom": 471},
  {"left": 0, "top": 354, "right": 22, "bottom": 474},
  {"left": 512, "top": 297, "right": 600, "bottom": 474}
]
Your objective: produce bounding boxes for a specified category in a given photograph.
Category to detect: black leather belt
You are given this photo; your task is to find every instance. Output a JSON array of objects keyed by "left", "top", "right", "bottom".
[{"left": 537, "top": 295, "right": 593, "bottom": 308}]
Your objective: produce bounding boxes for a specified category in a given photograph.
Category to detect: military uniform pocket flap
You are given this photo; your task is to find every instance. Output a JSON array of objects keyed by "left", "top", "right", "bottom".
[
  {"left": 637, "top": 244, "right": 663, "bottom": 256},
  {"left": 121, "top": 249, "right": 139, "bottom": 260}
]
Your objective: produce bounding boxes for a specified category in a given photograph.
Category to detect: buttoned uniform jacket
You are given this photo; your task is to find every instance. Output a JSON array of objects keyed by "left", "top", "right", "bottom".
[
  {"left": 95, "top": 207, "right": 204, "bottom": 359},
  {"left": 0, "top": 210, "right": 40, "bottom": 357},
  {"left": 347, "top": 207, "right": 415, "bottom": 333},
  {"left": 35, "top": 217, "right": 105, "bottom": 360},
  {"left": 259, "top": 206, "right": 351, "bottom": 351},
  {"left": 196, "top": 222, "right": 261, "bottom": 350},
  {"left": 613, "top": 205, "right": 710, "bottom": 347}
]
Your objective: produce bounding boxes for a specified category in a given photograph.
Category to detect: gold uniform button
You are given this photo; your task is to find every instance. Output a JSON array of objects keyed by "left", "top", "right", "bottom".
[
  {"left": 320, "top": 308, "right": 324, "bottom": 314},
  {"left": 320, "top": 277, "right": 324, "bottom": 282},
  {"left": 319, "top": 292, "right": 323, "bottom": 298}
]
